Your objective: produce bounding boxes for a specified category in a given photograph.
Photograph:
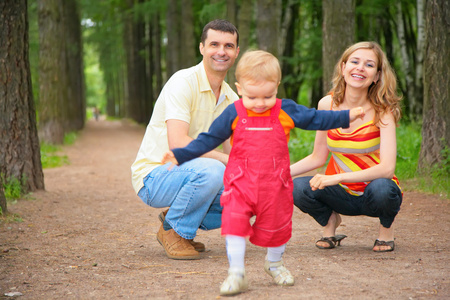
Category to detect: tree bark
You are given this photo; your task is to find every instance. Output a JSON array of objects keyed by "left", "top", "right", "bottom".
[
  {"left": 282, "top": 1, "right": 300, "bottom": 102},
  {"left": 322, "top": 0, "right": 355, "bottom": 95},
  {"left": 418, "top": 0, "right": 450, "bottom": 171},
  {"left": 124, "top": 0, "right": 148, "bottom": 124},
  {"left": 414, "top": 0, "right": 425, "bottom": 118},
  {"left": 226, "top": 0, "right": 238, "bottom": 91},
  {"left": 256, "top": 0, "right": 286, "bottom": 97},
  {"left": 0, "top": 183, "right": 6, "bottom": 214},
  {"left": 396, "top": 1, "right": 416, "bottom": 121},
  {"left": 152, "top": 13, "right": 163, "bottom": 97},
  {"left": 63, "top": 0, "right": 85, "bottom": 131},
  {"left": 237, "top": 0, "right": 253, "bottom": 55},
  {"left": 180, "top": 0, "right": 196, "bottom": 69},
  {"left": 279, "top": 0, "right": 295, "bottom": 61},
  {"left": 256, "top": 0, "right": 281, "bottom": 56},
  {"left": 38, "top": 0, "right": 66, "bottom": 144},
  {"left": 0, "top": 0, "right": 45, "bottom": 206},
  {"left": 166, "top": 0, "right": 180, "bottom": 78}
]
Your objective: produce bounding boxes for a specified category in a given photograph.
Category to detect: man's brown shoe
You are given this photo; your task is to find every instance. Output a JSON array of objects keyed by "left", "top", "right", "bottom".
[
  {"left": 158, "top": 209, "right": 206, "bottom": 252},
  {"left": 156, "top": 224, "right": 200, "bottom": 260}
]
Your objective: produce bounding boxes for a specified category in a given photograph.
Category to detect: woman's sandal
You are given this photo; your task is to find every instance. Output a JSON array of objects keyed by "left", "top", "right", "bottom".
[
  {"left": 373, "top": 239, "right": 395, "bottom": 252},
  {"left": 315, "top": 234, "right": 347, "bottom": 249}
]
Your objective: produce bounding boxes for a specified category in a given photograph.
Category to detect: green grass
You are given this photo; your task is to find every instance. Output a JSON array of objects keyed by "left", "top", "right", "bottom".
[
  {"left": 288, "top": 122, "right": 449, "bottom": 198},
  {"left": 40, "top": 143, "right": 69, "bottom": 168},
  {"left": 1, "top": 174, "right": 28, "bottom": 218},
  {"left": 288, "top": 128, "right": 317, "bottom": 164},
  {"left": 396, "top": 122, "right": 421, "bottom": 180},
  {"left": 0, "top": 211, "right": 23, "bottom": 222},
  {"left": 2, "top": 175, "right": 25, "bottom": 200},
  {"left": 40, "top": 131, "right": 78, "bottom": 169}
]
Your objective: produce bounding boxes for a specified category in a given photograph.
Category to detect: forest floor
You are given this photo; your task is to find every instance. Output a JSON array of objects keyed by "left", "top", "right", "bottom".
[{"left": 0, "top": 119, "right": 449, "bottom": 299}]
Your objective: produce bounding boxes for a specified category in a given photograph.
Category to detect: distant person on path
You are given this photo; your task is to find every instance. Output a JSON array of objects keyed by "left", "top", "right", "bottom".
[
  {"left": 162, "top": 50, "right": 365, "bottom": 296},
  {"left": 290, "top": 41, "right": 403, "bottom": 252},
  {"left": 93, "top": 106, "right": 100, "bottom": 121},
  {"left": 131, "top": 19, "right": 240, "bottom": 260}
]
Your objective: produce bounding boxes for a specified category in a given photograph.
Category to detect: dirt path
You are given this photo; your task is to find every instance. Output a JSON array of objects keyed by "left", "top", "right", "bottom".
[{"left": 1, "top": 119, "right": 449, "bottom": 299}]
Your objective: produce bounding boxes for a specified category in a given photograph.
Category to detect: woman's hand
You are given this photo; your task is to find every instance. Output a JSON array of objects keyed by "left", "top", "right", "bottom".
[{"left": 309, "top": 173, "right": 342, "bottom": 191}]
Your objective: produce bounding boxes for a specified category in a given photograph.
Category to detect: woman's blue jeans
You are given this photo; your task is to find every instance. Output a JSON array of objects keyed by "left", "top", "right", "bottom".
[
  {"left": 138, "top": 158, "right": 225, "bottom": 240},
  {"left": 293, "top": 176, "right": 402, "bottom": 228}
]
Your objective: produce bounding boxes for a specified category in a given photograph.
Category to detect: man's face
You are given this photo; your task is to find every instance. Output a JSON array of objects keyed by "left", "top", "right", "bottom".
[{"left": 199, "top": 29, "right": 239, "bottom": 74}]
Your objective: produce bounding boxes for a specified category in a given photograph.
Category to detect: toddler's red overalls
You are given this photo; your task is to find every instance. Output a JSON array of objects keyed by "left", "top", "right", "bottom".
[{"left": 221, "top": 99, "right": 293, "bottom": 247}]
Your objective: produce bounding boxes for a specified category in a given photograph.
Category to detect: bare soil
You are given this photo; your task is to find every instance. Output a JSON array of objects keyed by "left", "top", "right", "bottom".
[{"left": 1, "top": 119, "right": 449, "bottom": 299}]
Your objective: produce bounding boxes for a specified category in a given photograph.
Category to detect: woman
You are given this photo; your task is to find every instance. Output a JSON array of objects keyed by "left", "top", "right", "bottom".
[{"left": 291, "top": 41, "right": 403, "bottom": 252}]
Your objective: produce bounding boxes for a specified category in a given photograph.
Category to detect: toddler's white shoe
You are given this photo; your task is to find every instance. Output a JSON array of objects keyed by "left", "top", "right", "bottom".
[
  {"left": 264, "top": 258, "right": 294, "bottom": 286},
  {"left": 219, "top": 269, "right": 248, "bottom": 296}
]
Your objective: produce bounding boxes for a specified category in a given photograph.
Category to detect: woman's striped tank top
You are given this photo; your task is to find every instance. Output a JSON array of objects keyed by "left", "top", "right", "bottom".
[{"left": 325, "top": 120, "right": 401, "bottom": 196}]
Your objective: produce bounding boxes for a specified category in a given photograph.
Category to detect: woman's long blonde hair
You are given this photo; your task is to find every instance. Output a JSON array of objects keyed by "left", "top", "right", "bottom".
[{"left": 330, "top": 41, "right": 402, "bottom": 125}]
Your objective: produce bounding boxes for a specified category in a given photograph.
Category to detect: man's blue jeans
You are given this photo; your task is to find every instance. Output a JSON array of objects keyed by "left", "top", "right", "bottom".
[
  {"left": 138, "top": 158, "right": 225, "bottom": 240},
  {"left": 293, "top": 176, "right": 402, "bottom": 228}
]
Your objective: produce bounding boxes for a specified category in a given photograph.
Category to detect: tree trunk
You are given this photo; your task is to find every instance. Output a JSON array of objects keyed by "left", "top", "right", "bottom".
[
  {"left": 414, "top": 0, "right": 425, "bottom": 118},
  {"left": 380, "top": 13, "right": 394, "bottom": 67},
  {"left": 279, "top": 0, "right": 295, "bottom": 61},
  {"left": 63, "top": 0, "right": 85, "bottom": 131},
  {"left": 226, "top": 0, "right": 238, "bottom": 91},
  {"left": 124, "top": 0, "right": 148, "bottom": 124},
  {"left": 146, "top": 12, "right": 155, "bottom": 117},
  {"left": 166, "top": 0, "right": 180, "bottom": 78},
  {"left": 237, "top": 0, "right": 253, "bottom": 55},
  {"left": 322, "top": 0, "right": 355, "bottom": 95},
  {"left": 0, "top": 0, "right": 45, "bottom": 205},
  {"left": 152, "top": 13, "right": 163, "bottom": 98},
  {"left": 396, "top": 1, "right": 416, "bottom": 121},
  {"left": 256, "top": 0, "right": 286, "bottom": 97},
  {"left": 281, "top": 1, "right": 300, "bottom": 102},
  {"left": 180, "top": 0, "right": 196, "bottom": 69},
  {"left": 418, "top": 0, "right": 450, "bottom": 171},
  {"left": 0, "top": 183, "right": 6, "bottom": 214},
  {"left": 256, "top": 0, "right": 281, "bottom": 56},
  {"left": 38, "top": 0, "right": 66, "bottom": 144}
]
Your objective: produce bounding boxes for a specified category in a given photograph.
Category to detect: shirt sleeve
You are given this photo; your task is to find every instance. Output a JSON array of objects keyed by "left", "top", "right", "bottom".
[
  {"left": 172, "top": 104, "right": 237, "bottom": 164},
  {"left": 281, "top": 99, "right": 350, "bottom": 130}
]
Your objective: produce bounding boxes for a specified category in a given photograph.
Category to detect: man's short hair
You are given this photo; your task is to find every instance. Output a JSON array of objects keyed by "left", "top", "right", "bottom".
[{"left": 201, "top": 19, "right": 239, "bottom": 46}]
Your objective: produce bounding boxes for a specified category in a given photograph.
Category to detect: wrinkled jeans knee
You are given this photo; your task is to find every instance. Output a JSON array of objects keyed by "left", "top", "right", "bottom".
[{"left": 363, "top": 178, "right": 402, "bottom": 228}]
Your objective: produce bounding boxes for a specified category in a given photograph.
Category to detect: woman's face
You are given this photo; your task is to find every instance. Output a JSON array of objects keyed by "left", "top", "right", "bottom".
[{"left": 342, "top": 49, "right": 380, "bottom": 90}]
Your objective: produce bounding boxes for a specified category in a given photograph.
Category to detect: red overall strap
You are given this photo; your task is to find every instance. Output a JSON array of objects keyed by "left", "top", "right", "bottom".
[{"left": 234, "top": 98, "right": 282, "bottom": 118}]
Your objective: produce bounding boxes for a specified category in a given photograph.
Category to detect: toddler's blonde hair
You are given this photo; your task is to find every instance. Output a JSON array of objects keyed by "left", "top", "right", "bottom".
[{"left": 235, "top": 50, "right": 281, "bottom": 85}]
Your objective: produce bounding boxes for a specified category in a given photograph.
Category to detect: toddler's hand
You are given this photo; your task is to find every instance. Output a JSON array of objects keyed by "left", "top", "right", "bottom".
[
  {"left": 349, "top": 107, "right": 365, "bottom": 122},
  {"left": 161, "top": 151, "right": 179, "bottom": 169}
]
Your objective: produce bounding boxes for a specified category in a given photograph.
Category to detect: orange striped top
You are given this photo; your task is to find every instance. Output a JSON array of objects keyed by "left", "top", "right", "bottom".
[{"left": 325, "top": 120, "right": 401, "bottom": 195}]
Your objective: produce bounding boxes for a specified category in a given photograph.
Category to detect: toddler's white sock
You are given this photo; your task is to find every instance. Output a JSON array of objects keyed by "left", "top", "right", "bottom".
[
  {"left": 267, "top": 244, "right": 286, "bottom": 265},
  {"left": 225, "top": 235, "right": 246, "bottom": 272}
]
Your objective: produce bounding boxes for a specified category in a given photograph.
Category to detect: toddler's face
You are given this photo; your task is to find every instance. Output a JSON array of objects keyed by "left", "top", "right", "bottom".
[{"left": 236, "top": 80, "right": 278, "bottom": 114}]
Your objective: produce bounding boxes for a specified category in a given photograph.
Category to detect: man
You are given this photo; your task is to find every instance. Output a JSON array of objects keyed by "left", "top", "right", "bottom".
[{"left": 131, "top": 19, "right": 240, "bottom": 260}]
